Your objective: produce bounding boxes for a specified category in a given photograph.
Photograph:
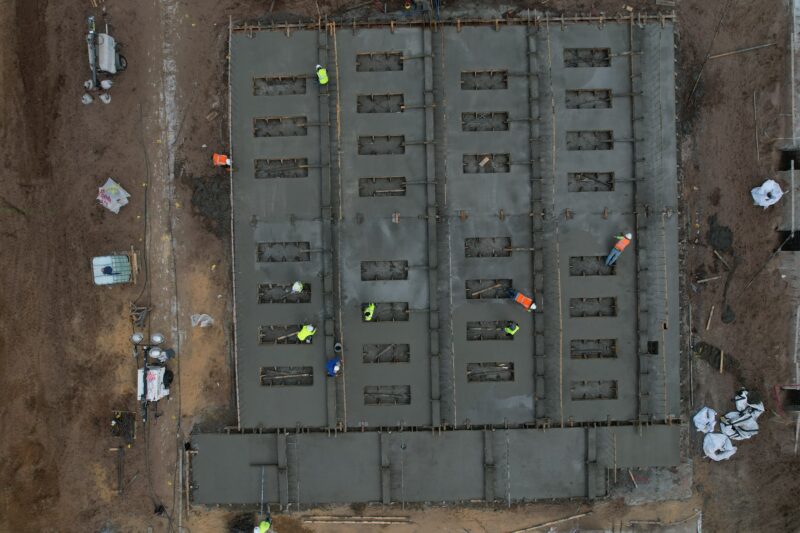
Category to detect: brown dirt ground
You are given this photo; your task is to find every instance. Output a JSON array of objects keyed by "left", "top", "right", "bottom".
[{"left": 1, "top": 0, "right": 799, "bottom": 532}]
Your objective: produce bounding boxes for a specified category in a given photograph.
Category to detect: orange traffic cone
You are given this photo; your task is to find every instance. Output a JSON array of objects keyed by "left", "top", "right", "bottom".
[{"left": 213, "top": 153, "right": 231, "bottom": 167}]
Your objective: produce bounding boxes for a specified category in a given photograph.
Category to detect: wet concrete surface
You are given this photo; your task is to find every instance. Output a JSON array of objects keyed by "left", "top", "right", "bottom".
[{"left": 194, "top": 16, "right": 681, "bottom": 505}]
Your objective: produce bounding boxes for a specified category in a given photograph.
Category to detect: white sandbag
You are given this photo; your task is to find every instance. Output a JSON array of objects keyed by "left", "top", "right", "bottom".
[
  {"left": 693, "top": 407, "right": 717, "bottom": 433},
  {"left": 751, "top": 179, "right": 783, "bottom": 208},
  {"left": 720, "top": 410, "right": 759, "bottom": 441},
  {"left": 734, "top": 389, "right": 765, "bottom": 420},
  {"left": 703, "top": 433, "right": 737, "bottom": 461}
]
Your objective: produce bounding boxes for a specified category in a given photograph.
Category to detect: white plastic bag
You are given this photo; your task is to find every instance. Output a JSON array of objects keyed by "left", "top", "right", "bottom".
[
  {"left": 97, "top": 178, "right": 130, "bottom": 214},
  {"left": 703, "top": 433, "right": 737, "bottom": 461},
  {"left": 190, "top": 314, "right": 214, "bottom": 328},
  {"left": 693, "top": 407, "right": 717, "bottom": 433},
  {"left": 751, "top": 179, "right": 783, "bottom": 208}
]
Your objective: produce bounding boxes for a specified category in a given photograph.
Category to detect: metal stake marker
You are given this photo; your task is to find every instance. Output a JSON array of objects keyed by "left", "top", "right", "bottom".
[{"left": 754, "top": 91, "right": 760, "bottom": 164}]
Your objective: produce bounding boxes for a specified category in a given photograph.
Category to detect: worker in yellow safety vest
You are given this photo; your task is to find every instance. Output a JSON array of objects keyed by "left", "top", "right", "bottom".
[
  {"left": 296, "top": 324, "right": 316, "bottom": 343},
  {"left": 315, "top": 64, "right": 329, "bottom": 86},
  {"left": 363, "top": 303, "right": 376, "bottom": 322},
  {"left": 605, "top": 232, "right": 633, "bottom": 266},
  {"left": 291, "top": 281, "right": 304, "bottom": 294},
  {"left": 504, "top": 321, "right": 519, "bottom": 336},
  {"left": 253, "top": 517, "right": 271, "bottom": 532}
]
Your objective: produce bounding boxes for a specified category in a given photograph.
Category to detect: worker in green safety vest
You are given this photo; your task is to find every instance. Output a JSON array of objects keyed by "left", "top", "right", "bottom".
[
  {"left": 363, "top": 302, "right": 376, "bottom": 322},
  {"left": 316, "top": 64, "right": 329, "bottom": 85},
  {"left": 253, "top": 517, "right": 272, "bottom": 533},
  {"left": 296, "top": 324, "right": 316, "bottom": 343},
  {"left": 253, "top": 517, "right": 271, "bottom": 532},
  {"left": 504, "top": 321, "right": 519, "bottom": 336}
]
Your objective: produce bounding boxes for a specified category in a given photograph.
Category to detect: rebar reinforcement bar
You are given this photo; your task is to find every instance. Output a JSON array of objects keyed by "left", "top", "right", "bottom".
[{"left": 233, "top": 12, "right": 676, "bottom": 32}]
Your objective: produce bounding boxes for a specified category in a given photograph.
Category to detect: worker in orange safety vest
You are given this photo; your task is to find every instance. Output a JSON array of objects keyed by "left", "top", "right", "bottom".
[
  {"left": 508, "top": 289, "right": 537, "bottom": 312},
  {"left": 605, "top": 232, "right": 633, "bottom": 266},
  {"left": 212, "top": 153, "right": 231, "bottom": 167}
]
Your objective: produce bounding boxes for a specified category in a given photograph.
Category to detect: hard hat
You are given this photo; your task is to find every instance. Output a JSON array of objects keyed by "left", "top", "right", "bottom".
[
  {"left": 254, "top": 528, "right": 260, "bottom": 533},
  {"left": 316, "top": 64, "right": 322, "bottom": 69},
  {"left": 624, "top": 232, "right": 632, "bottom": 239}
]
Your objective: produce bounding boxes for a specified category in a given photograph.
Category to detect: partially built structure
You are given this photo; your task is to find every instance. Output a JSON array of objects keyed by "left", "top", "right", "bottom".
[{"left": 190, "top": 12, "right": 682, "bottom": 507}]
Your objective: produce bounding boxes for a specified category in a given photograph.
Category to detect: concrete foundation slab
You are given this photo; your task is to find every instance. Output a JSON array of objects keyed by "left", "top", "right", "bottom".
[{"left": 197, "top": 14, "right": 681, "bottom": 506}]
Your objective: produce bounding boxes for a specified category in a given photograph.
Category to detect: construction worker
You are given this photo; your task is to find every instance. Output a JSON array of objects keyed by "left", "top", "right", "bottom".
[
  {"left": 508, "top": 289, "right": 537, "bottom": 312},
  {"left": 326, "top": 356, "right": 342, "bottom": 377},
  {"left": 504, "top": 321, "right": 520, "bottom": 336},
  {"left": 363, "top": 302, "right": 376, "bottom": 322},
  {"left": 296, "top": 324, "right": 316, "bottom": 343},
  {"left": 212, "top": 153, "right": 231, "bottom": 167},
  {"left": 291, "top": 281, "right": 304, "bottom": 294},
  {"left": 605, "top": 232, "right": 633, "bottom": 266},
  {"left": 315, "top": 64, "right": 329, "bottom": 86},
  {"left": 253, "top": 516, "right": 271, "bottom": 532}
]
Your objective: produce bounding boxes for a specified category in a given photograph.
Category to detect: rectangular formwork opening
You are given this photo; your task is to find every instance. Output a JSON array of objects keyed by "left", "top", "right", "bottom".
[
  {"left": 570, "top": 339, "right": 617, "bottom": 359},
  {"left": 358, "top": 135, "right": 405, "bottom": 155},
  {"left": 356, "top": 52, "right": 404, "bottom": 72},
  {"left": 460, "top": 70, "right": 508, "bottom": 90},
  {"left": 466, "top": 321, "right": 514, "bottom": 341},
  {"left": 258, "top": 325, "right": 310, "bottom": 345},
  {"left": 467, "top": 362, "right": 515, "bottom": 382},
  {"left": 253, "top": 116, "right": 308, "bottom": 137},
  {"left": 255, "top": 158, "right": 309, "bottom": 179},
  {"left": 563, "top": 48, "right": 611, "bottom": 67},
  {"left": 568, "top": 172, "right": 614, "bottom": 192},
  {"left": 256, "top": 242, "right": 311, "bottom": 263},
  {"left": 258, "top": 282, "right": 311, "bottom": 304},
  {"left": 260, "top": 366, "right": 313, "bottom": 386},
  {"left": 360, "top": 260, "right": 409, "bottom": 281},
  {"left": 362, "top": 302, "right": 410, "bottom": 322},
  {"left": 364, "top": 385, "right": 411, "bottom": 405},
  {"left": 566, "top": 131, "right": 613, "bottom": 151},
  {"left": 463, "top": 153, "right": 510, "bottom": 174},
  {"left": 461, "top": 112, "right": 509, "bottom": 132},
  {"left": 357, "top": 93, "right": 404, "bottom": 113},
  {"left": 358, "top": 176, "right": 406, "bottom": 197},
  {"left": 776, "top": 231, "right": 800, "bottom": 251},
  {"left": 362, "top": 343, "right": 411, "bottom": 363},
  {"left": 569, "top": 256, "right": 615, "bottom": 276},
  {"left": 253, "top": 75, "right": 307, "bottom": 96},
  {"left": 466, "top": 279, "right": 512, "bottom": 300},
  {"left": 570, "top": 380, "right": 618, "bottom": 400},
  {"left": 465, "top": 237, "right": 512, "bottom": 258},
  {"left": 569, "top": 297, "right": 617, "bottom": 317},
  {"left": 565, "top": 89, "right": 612, "bottom": 109}
]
